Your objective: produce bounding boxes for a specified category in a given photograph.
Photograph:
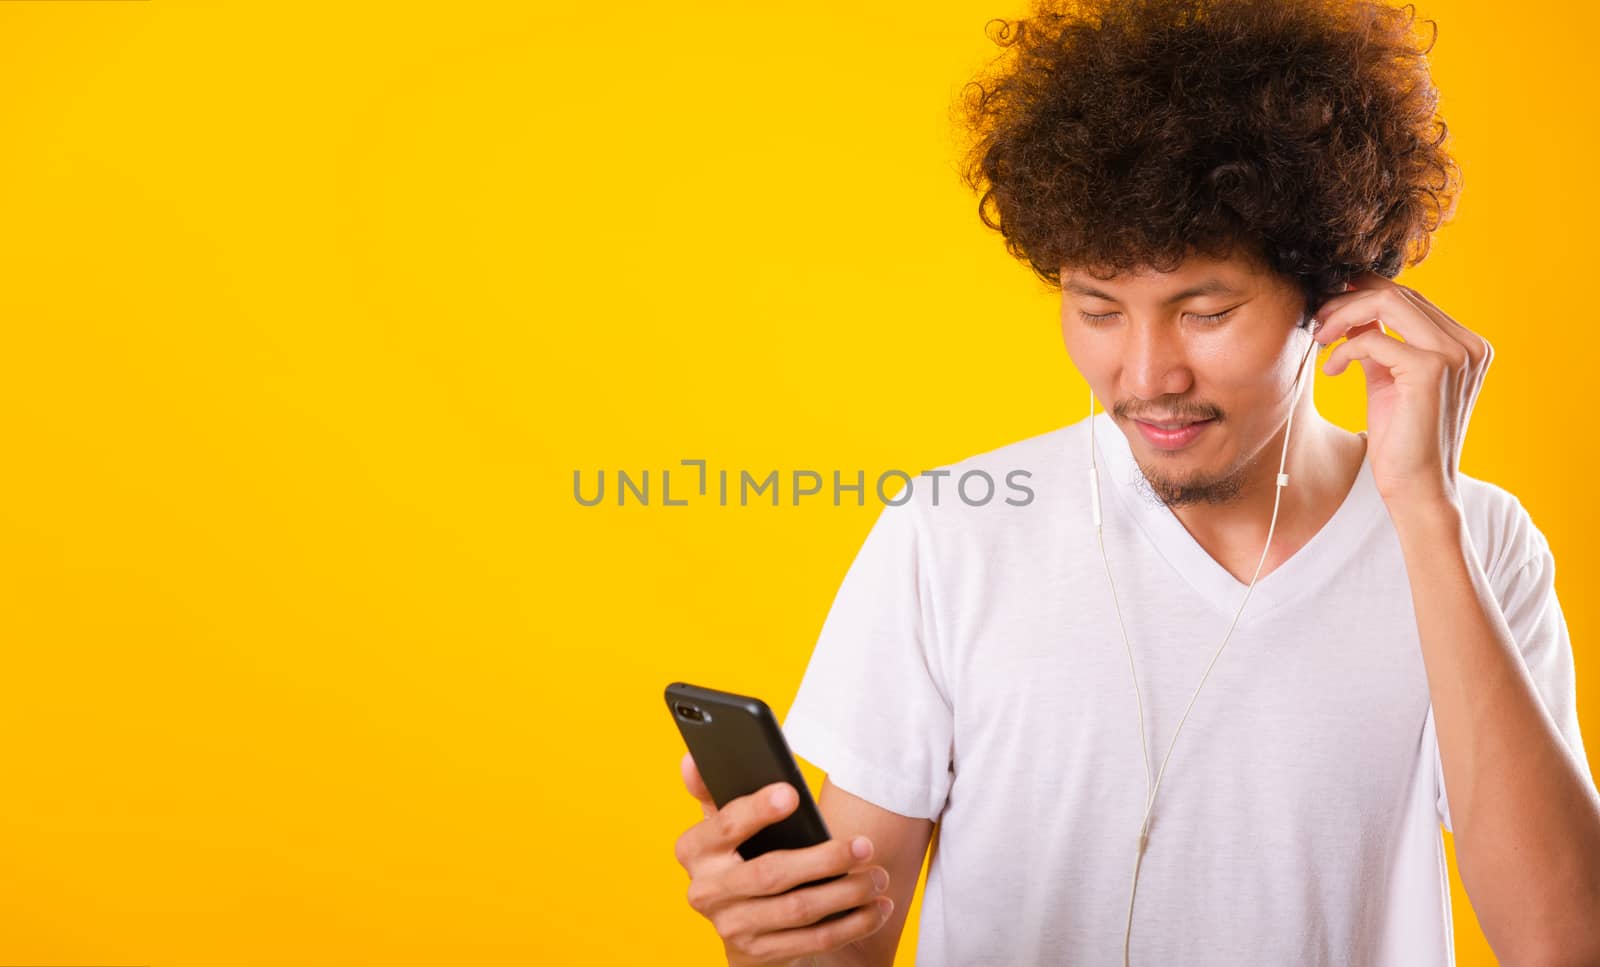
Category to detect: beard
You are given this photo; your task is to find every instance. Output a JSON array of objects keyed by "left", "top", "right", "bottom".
[{"left": 1129, "top": 445, "right": 1259, "bottom": 508}]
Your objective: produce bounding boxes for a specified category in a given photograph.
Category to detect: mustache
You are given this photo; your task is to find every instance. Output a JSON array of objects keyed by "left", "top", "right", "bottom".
[{"left": 1113, "top": 403, "right": 1220, "bottom": 423}]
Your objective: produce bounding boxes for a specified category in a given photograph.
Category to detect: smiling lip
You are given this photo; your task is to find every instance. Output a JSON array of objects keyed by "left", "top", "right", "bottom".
[{"left": 1133, "top": 418, "right": 1214, "bottom": 450}]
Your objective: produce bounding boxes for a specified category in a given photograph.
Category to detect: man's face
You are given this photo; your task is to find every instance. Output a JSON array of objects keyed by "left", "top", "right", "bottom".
[{"left": 1060, "top": 251, "right": 1314, "bottom": 508}]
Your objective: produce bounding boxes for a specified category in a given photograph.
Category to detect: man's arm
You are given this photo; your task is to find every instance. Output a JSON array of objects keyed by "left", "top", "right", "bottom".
[
  {"left": 811, "top": 778, "right": 935, "bottom": 967},
  {"left": 1392, "top": 498, "right": 1600, "bottom": 967}
]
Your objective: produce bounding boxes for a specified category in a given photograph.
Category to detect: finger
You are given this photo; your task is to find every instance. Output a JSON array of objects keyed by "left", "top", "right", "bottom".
[
  {"left": 735, "top": 895, "right": 894, "bottom": 964},
  {"left": 1323, "top": 328, "right": 1436, "bottom": 378},
  {"left": 1310, "top": 288, "right": 1385, "bottom": 344},
  {"left": 1394, "top": 284, "right": 1492, "bottom": 367},
  {"left": 687, "top": 830, "right": 878, "bottom": 919},
  {"left": 1313, "top": 286, "right": 1459, "bottom": 360},
  {"left": 700, "top": 834, "right": 875, "bottom": 913},
  {"left": 1395, "top": 284, "right": 1491, "bottom": 439},
  {"left": 681, "top": 751, "right": 716, "bottom": 819},
  {"left": 1312, "top": 317, "right": 1384, "bottom": 365},
  {"left": 1314, "top": 272, "right": 1445, "bottom": 350},
  {"left": 714, "top": 867, "right": 890, "bottom": 940},
  {"left": 676, "top": 780, "right": 801, "bottom": 876}
]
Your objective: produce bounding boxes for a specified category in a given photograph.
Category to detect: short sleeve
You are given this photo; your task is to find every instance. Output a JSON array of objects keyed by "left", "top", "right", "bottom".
[
  {"left": 1433, "top": 519, "right": 1594, "bottom": 833},
  {"left": 781, "top": 499, "right": 954, "bottom": 821}
]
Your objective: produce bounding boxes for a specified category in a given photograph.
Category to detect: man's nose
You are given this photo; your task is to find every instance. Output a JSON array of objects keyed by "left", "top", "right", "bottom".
[{"left": 1123, "top": 322, "right": 1193, "bottom": 399}]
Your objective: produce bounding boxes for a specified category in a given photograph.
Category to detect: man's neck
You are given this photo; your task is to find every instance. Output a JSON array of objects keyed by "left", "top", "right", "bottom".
[{"left": 1165, "top": 415, "right": 1368, "bottom": 586}]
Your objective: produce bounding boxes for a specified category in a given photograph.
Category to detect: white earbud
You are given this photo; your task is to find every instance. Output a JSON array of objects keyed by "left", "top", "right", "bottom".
[{"left": 1089, "top": 323, "right": 1323, "bottom": 966}]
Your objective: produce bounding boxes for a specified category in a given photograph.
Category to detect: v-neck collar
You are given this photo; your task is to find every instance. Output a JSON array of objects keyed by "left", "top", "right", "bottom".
[{"left": 1089, "top": 410, "right": 1385, "bottom": 623}]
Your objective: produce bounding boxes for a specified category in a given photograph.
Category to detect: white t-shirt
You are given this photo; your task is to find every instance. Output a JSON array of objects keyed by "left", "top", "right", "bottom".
[{"left": 781, "top": 411, "right": 1593, "bottom": 966}]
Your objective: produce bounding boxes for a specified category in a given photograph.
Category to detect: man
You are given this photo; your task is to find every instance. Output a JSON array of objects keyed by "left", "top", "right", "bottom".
[{"left": 673, "top": 1, "right": 1600, "bottom": 964}]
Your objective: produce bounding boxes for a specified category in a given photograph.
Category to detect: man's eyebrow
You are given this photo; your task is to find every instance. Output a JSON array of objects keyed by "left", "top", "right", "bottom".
[{"left": 1063, "top": 277, "right": 1243, "bottom": 304}]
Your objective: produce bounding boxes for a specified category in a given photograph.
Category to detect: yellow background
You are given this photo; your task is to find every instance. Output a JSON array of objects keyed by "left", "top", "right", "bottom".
[{"left": 0, "top": 0, "right": 1590, "bottom": 963}]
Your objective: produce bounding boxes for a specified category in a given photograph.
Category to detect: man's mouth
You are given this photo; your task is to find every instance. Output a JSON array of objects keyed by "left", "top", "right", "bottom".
[{"left": 1131, "top": 417, "right": 1216, "bottom": 450}]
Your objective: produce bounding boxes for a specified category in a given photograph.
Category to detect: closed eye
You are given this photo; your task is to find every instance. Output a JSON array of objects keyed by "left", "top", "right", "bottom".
[
  {"left": 1076, "top": 307, "right": 1240, "bottom": 325},
  {"left": 1189, "top": 307, "right": 1238, "bottom": 324}
]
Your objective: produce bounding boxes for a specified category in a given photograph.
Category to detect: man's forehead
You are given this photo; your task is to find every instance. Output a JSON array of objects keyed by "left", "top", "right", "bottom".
[{"left": 1062, "top": 272, "right": 1247, "bottom": 303}]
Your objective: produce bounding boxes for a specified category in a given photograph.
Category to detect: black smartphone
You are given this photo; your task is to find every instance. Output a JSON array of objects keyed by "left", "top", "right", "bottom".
[
  {"left": 666, "top": 681, "right": 833, "bottom": 858},
  {"left": 665, "top": 681, "right": 857, "bottom": 923}
]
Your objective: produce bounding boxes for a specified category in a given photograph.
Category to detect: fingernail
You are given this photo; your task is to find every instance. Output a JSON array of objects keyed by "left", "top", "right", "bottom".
[
  {"left": 770, "top": 785, "right": 794, "bottom": 810},
  {"left": 851, "top": 835, "right": 871, "bottom": 859},
  {"left": 876, "top": 897, "right": 894, "bottom": 916},
  {"left": 871, "top": 868, "right": 889, "bottom": 892}
]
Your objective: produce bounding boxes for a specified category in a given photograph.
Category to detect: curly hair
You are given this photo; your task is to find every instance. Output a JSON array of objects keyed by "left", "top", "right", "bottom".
[{"left": 955, "top": 0, "right": 1461, "bottom": 316}]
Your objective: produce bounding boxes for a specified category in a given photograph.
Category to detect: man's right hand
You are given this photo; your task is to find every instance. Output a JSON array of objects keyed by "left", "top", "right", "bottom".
[{"left": 673, "top": 751, "right": 895, "bottom": 967}]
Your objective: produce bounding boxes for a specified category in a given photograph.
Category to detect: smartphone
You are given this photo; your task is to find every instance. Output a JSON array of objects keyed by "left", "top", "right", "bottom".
[{"left": 665, "top": 681, "right": 857, "bottom": 923}]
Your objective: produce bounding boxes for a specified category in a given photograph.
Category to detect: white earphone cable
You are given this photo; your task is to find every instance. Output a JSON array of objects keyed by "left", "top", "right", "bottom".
[{"left": 1089, "top": 322, "right": 1323, "bottom": 967}]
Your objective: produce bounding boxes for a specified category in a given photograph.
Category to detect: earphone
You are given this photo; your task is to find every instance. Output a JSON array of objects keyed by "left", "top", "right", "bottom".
[{"left": 1087, "top": 317, "right": 1325, "bottom": 967}]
